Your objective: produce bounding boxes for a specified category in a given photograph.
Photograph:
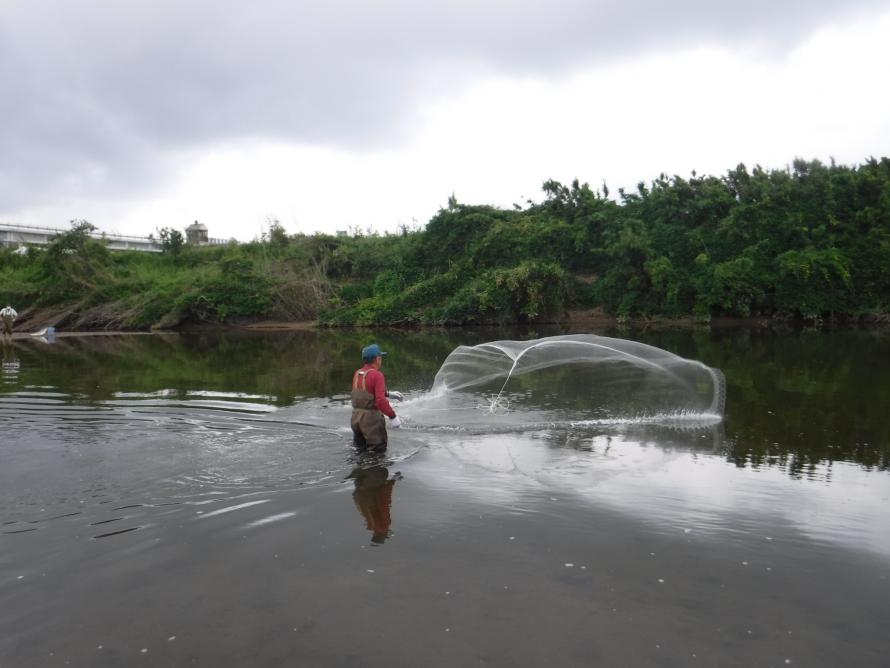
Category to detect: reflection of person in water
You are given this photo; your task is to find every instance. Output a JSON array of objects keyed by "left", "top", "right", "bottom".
[
  {"left": 349, "top": 465, "right": 397, "bottom": 544},
  {"left": 1, "top": 341, "right": 20, "bottom": 382}
]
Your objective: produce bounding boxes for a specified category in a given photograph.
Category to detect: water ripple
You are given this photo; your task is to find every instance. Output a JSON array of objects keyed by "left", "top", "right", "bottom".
[
  {"left": 196, "top": 499, "right": 271, "bottom": 519},
  {"left": 92, "top": 526, "right": 143, "bottom": 539}
]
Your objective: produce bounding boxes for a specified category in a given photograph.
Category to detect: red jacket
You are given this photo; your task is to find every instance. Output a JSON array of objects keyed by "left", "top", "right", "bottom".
[{"left": 353, "top": 364, "right": 396, "bottom": 418}]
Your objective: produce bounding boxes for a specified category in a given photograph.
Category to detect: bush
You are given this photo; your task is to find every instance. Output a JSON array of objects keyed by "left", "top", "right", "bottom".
[
  {"left": 774, "top": 248, "right": 852, "bottom": 317},
  {"left": 3, "top": 157, "right": 889, "bottom": 328}
]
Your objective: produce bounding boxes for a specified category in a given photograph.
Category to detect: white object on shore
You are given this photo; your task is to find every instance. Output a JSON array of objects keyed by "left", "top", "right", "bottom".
[{"left": 30, "top": 327, "right": 55, "bottom": 337}]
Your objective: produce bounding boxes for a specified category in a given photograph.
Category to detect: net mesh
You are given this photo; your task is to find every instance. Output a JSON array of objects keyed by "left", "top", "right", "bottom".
[{"left": 410, "top": 334, "right": 725, "bottom": 429}]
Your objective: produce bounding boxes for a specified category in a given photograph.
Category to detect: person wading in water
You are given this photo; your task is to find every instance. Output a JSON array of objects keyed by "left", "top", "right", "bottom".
[
  {"left": 350, "top": 343, "right": 402, "bottom": 452},
  {"left": 0, "top": 305, "right": 17, "bottom": 338}
]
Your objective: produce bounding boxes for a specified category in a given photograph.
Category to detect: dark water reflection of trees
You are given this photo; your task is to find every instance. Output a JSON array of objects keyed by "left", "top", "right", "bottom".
[
  {"left": 640, "top": 327, "right": 890, "bottom": 473},
  {"left": 2, "top": 325, "right": 888, "bottom": 473}
]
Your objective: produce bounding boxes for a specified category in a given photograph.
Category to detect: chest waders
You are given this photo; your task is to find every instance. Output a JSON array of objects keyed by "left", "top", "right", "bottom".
[{"left": 351, "top": 369, "right": 387, "bottom": 448}]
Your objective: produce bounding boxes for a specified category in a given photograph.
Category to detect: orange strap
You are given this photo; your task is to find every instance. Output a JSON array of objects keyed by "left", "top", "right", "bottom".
[{"left": 353, "top": 369, "right": 368, "bottom": 391}]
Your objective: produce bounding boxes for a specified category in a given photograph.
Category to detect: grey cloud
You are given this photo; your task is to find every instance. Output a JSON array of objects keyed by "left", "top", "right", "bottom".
[{"left": 1, "top": 0, "right": 887, "bottom": 212}]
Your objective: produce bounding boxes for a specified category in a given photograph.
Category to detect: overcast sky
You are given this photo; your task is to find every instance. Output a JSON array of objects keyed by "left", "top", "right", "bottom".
[{"left": 2, "top": 1, "right": 889, "bottom": 241}]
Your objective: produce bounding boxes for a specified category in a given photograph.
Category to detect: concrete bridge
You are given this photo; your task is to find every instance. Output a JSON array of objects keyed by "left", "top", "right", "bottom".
[
  {"left": 1, "top": 222, "right": 232, "bottom": 252},
  {"left": 1, "top": 223, "right": 161, "bottom": 252}
]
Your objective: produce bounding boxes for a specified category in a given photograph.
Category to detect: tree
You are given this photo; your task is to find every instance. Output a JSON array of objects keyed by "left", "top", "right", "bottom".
[
  {"left": 262, "top": 219, "right": 289, "bottom": 247},
  {"left": 40, "top": 219, "right": 111, "bottom": 301},
  {"left": 157, "top": 227, "right": 185, "bottom": 255}
]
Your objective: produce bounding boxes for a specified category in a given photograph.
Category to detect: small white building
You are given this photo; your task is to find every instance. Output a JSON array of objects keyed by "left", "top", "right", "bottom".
[{"left": 185, "top": 220, "right": 209, "bottom": 245}]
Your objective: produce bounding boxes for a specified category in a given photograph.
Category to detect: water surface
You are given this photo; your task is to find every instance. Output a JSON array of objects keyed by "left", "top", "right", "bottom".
[{"left": 1, "top": 326, "right": 888, "bottom": 667}]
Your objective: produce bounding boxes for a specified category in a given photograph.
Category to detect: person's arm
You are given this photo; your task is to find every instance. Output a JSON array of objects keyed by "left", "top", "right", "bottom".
[{"left": 369, "top": 370, "right": 397, "bottom": 419}]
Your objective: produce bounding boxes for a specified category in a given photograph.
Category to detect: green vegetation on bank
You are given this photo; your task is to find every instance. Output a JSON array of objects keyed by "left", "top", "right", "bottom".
[
  {"left": 1, "top": 157, "right": 888, "bottom": 329},
  {"left": 0, "top": 221, "right": 335, "bottom": 330}
]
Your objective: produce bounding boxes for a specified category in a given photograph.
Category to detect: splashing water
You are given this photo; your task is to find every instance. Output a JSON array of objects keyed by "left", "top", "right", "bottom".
[{"left": 407, "top": 335, "right": 725, "bottom": 431}]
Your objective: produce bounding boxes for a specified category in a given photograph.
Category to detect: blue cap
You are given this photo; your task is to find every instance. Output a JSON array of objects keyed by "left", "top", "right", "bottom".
[{"left": 362, "top": 343, "right": 388, "bottom": 361}]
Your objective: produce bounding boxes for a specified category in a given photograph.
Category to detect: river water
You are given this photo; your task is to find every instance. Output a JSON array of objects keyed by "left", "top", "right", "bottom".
[{"left": 1, "top": 326, "right": 888, "bottom": 667}]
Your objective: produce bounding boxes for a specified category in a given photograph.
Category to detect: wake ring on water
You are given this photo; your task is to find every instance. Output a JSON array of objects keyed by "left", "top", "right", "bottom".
[{"left": 408, "top": 412, "right": 724, "bottom": 436}]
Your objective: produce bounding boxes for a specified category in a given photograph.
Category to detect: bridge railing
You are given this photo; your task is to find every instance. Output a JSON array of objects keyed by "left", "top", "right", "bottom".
[
  {"left": 0, "top": 223, "right": 233, "bottom": 251},
  {"left": 1, "top": 223, "right": 157, "bottom": 243}
]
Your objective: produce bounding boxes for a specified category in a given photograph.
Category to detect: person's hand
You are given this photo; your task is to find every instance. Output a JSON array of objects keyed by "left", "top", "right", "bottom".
[
  {"left": 388, "top": 390, "right": 404, "bottom": 401},
  {"left": 390, "top": 416, "right": 402, "bottom": 429}
]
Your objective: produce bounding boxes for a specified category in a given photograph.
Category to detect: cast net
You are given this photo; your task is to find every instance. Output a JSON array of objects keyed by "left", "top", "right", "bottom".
[{"left": 409, "top": 334, "right": 725, "bottom": 430}]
